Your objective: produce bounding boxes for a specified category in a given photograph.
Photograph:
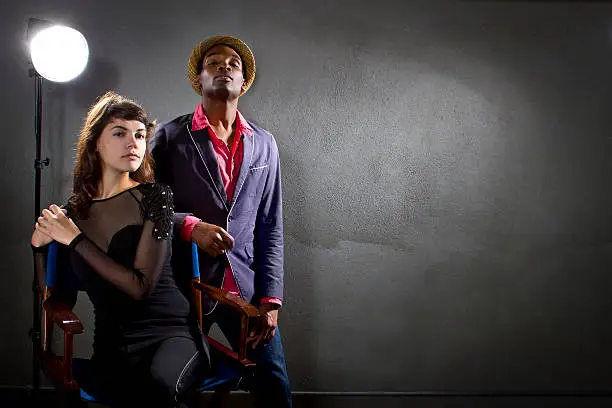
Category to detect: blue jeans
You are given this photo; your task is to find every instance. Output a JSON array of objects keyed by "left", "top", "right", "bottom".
[{"left": 203, "top": 304, "right": 292, "bottom": 408}]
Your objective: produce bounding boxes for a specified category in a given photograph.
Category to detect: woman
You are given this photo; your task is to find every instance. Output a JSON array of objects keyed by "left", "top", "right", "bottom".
[{"left": 31, "top": 91, "right": 209, "bottom": 408}]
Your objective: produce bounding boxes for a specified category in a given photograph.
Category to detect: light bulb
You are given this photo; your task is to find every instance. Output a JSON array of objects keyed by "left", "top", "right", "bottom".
[{"left": 30, "top": 25, "right": 89, "bottom": 82}]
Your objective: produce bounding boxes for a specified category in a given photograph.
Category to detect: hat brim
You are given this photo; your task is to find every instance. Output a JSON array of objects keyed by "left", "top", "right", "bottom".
[{"left": 187, "top": 35, "right": 256, "bottom": 96}]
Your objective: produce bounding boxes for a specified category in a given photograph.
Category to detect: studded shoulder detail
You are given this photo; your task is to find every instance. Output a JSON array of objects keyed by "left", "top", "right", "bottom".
[{"left": 138, "top": 183, "right": 174, "bottom": 240}]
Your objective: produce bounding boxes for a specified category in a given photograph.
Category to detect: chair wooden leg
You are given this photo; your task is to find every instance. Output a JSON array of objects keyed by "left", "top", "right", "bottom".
[{"left": 211, "top": 389, "right": 230, "bottom": 408}]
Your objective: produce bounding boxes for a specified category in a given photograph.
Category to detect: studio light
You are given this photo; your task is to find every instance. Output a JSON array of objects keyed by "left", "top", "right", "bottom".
[
  {"left": 29, "top": 24, "right": 89, "bottom": 82},
  {"left": 25, "top": 17, "right": 89, "bottom": 403}
]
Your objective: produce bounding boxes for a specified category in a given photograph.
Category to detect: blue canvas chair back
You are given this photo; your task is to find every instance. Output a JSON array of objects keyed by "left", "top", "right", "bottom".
[
  {"left": 44, "top": 241, "right": 200, "bottom": 291},
  {"left": 45, "top": 241, "right": 60, "bottom": 289},
  {"left": 44, "top": 241, "right": 242, "bottom": 403}
]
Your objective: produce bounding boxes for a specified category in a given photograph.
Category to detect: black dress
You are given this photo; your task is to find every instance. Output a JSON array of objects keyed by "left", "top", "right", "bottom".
[{"left": 33, "top": 182, "right": 209, "bottom": 408}]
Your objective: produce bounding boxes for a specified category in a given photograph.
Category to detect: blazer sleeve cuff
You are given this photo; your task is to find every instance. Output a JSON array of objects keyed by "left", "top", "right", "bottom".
[
  {"left": 180, "top": 215, "right": 201, "bottom": 242},
  {"left": 260, "top": 297, "right": 282, "bottom": 308}
]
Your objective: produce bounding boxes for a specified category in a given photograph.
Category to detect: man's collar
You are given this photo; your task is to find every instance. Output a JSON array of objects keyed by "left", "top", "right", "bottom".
[{"left": 191, "top": 103, "right": 253, "bottom": 136}]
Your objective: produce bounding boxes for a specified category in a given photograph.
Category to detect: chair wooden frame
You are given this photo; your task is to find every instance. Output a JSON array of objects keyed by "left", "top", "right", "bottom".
[{"left": 38, "top": 242, "right": 260, "bottom": 406}]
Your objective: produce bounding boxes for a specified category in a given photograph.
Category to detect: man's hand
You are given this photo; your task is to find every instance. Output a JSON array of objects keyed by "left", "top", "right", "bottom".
[
  {"left": 191, "top": 221, "right": 234, "bottom": 257},
  {"left": 249, "top": 303, "right": 279, "bottom": 349}
]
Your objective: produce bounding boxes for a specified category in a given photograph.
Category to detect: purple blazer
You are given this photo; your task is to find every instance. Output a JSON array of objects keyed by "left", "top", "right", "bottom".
[{"left": 150, "top": 113, "right": 284, "bottom": 308}]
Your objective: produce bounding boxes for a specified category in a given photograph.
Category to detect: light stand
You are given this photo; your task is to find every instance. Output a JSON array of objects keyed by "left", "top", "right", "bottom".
[
  {"left": 26, "top": 17, "right": 88, "bottom": 403},
  {"left": 30, "top": 66, "right": 47, "bottom": 399}
]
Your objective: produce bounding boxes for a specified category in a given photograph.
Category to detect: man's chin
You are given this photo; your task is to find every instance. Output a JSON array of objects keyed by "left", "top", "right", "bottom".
[{"left": 207, "top": 87, "right": 240, "bottom": 101}]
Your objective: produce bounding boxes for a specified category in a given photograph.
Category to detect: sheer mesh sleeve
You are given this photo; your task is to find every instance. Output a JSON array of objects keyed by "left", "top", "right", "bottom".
[{"left": 70, "top": 184, "right": 174, "bottom": 300}]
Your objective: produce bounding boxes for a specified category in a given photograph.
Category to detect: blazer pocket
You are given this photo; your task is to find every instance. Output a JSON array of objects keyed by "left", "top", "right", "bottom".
[{"left": 249, "top": 164, "right": 269, "bottom": 172}]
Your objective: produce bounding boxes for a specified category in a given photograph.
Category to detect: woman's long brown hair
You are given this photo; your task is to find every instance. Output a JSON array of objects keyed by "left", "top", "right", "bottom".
[{"left": 67, "top": 91, "right": 156, "bottom": 219}]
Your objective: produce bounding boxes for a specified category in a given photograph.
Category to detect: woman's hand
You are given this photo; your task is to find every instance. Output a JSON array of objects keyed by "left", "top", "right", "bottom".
[
  {"left": 31, "top": 228, "right": 53, "bottom": 247},
  {"left": 35, "top": 205, "right": 81, "bottom": 246}
]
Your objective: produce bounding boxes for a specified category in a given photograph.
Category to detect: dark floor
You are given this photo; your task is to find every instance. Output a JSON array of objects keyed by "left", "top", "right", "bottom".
[{"left": 3, "top": 388, "right": 612, "bottom": 408}]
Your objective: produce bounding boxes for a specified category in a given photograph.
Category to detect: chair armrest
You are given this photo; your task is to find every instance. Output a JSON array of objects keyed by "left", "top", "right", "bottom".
[
  {"left": 41, "top": 299, "right": 83, "bottom": 389},
  {"left": 192, "top": 281, "right": 260, "bottom": 318},
  {"left": 43, "top": 299, "right": 84, "bottom": 335},
  {"left": 206, "top": 335, "right": 256, "bottom": 368},
  {"left": 41, "top": 350, "right": 80, "bottom": 390}
]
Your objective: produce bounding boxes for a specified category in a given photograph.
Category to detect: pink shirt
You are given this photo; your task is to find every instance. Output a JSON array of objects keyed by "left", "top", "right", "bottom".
[{"left": 180, "top": 104, "right": 281, "bottom": 307}]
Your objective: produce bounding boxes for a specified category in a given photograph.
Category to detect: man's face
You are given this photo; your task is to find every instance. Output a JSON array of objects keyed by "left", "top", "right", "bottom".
[{"left": 199, "top": 44, "right": 246, "bottom": 100}]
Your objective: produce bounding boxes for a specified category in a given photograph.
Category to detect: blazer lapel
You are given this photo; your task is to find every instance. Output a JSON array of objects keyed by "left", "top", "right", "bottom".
[
  {"left": 230, "top": 132, "right": 254, "bottom": 209},
  {"left": 186, "top": 124, "right": 229, "bottom": 208}
]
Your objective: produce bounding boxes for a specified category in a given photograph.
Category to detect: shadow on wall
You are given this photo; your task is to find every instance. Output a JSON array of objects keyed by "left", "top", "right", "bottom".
[
  {"left": 69, "top": 56, "right": 121, "bottom": 108},
  {"left": 280, "top": 147, "right": 319, "bottom": 391},
  {"left": 43, "top": 56, "right": 121, "bottom": 204}
]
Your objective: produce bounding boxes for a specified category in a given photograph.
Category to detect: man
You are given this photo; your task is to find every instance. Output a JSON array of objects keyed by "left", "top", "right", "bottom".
[{"left": 150, "top": 35, "right": 291, "bottom": 407}]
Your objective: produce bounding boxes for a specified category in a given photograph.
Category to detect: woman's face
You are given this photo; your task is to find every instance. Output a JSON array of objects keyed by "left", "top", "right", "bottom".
[{"left": 96, "top": 118, "right": 146, "bottom": 175}]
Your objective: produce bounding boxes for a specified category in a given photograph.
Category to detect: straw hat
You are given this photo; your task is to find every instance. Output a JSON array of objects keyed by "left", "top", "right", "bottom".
[{"left": 187, "top": 35, "right": 256, "bottom": 96}]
